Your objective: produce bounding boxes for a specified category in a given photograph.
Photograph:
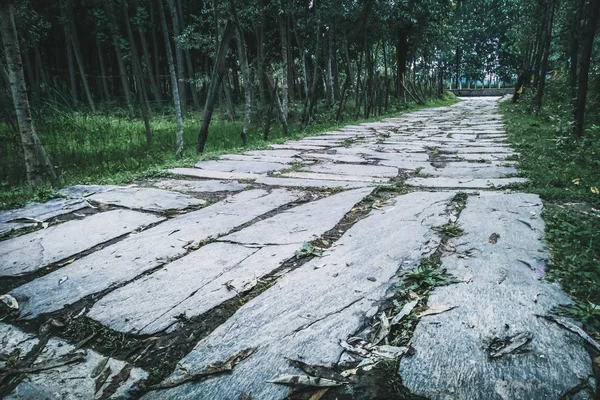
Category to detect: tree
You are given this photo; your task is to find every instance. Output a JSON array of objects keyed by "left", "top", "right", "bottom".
[{"left": 0, "top": 0, "right": 58, "bottom": 187}]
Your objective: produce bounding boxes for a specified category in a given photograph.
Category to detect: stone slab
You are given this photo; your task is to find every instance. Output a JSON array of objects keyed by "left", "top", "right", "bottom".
[
  {"left": 0, "top": 198, "right": 89, "bottom": 236},
  {"left": 57, "top": 184, "right": 118, "bottom": 198},
  {"left": 299, "top": 153, "right": 369, "bottom": 164},
  {"left": 406, "top": 177, "right": 527, "bottom": 189},
  {"left": 194, "top": 160, "right": 289, "bottom": 174},
  {"left": 143, "top": 192, "right": 454, "bottom": 400},
  {"left": 283, "top": 171, "right": 388, "bottom": 183},
  {"left": 89, "top": 243, "right": 298, "bottom": 335},
  {"left": 222, "top": 187, "right": 373, "bottom": 245},
  {"left": 219, "top": 154, "right": 300, "bottom": 164},
  {"left": 0, "top": 210, "right": 163, "bottom": 277},
  {"left": 255, "top": 176, "right": 374, "bottom": 189},
  {"left": 150, "top": 179, "right": 249, "bottom": 193},
  {"left": 87, "top": 186, "right": 205, "bottom": 212},
  {"left": 269, "top": 144, "right": 326, "bottom": 151},
  {"left": 399, "top": 193, "right": 595, "bottom": 399},
  {"left": 10, "top": 189, "right": 299, "bottom": 319},
  {"left": 168, "top": 168, "right": 259, "bottom": 181},
  {"left": 303, "top": 163, "right": 398, "bottom": 178},
  {"left": 428, "top": 166, "right": 519, "bottom": 179},
  {"left": 244, "top": 149, "right": 300, "bottom": 158},
  {"left": 0, "top": 323, "right": 147, "bottom": 399}
]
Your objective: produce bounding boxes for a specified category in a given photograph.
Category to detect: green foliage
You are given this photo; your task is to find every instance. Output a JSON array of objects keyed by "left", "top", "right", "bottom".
[
  {"left": 432, "top": 222, "right": 464, "bottom": 237},
  {"left": 404, "top": 264, "right": 458, "bottom": 292},
  {"left": 295, "top": 242, "right": 323, "bottom": 259},
  {"left": 555, "top": 302, "right": 600, "bottom": 332}
]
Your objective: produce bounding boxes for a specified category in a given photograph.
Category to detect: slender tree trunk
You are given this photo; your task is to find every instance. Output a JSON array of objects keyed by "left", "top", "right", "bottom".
[
  {"left": 257, "top": 0, "right": 267, "bottom": 105},
  {"left": 569, "top": 0, "right": 585, "bottom": 102},
  {"left": 197, "top": 21, "right": 235, "bottom": 153},
  {"left": 0, "top": 1, "right": 58, "bottom": 187},
  {"left": 133, "top": 0, "right": 163, "bottom": 106},
  {"left": 536, "top": 0, "right": 556, "bottom": 110},
  {"left": 103, "top": 1, "right": 135, "bottom": 116},
  {"left": 326, "top": 29, "right": 334, "bottom": 106},
  {"left": 122, "top": 0, "right": 153, "bottom": 146},
  {"left": 292, "top": 15, "right": 309, "bottom": 100},
  {"left": 573, "top": 0, "right": 600, "bottom": 137},
  {"left": 96, "top": 37, "right": 112, "bottom": 103},
  {"left": 231, "top": 1, "right": 252, "bottom": 146},
  {"left": 267, "top": 74, "right": 289, "bottom": 136},
  {"left": 176, "top": 0, "right": 199, "bottom": 108},
  {"left": 62, "top": 14, "right": 77, "bottom": 105},
  {"left": 166, "top": 0, "right": 187, "bottom": 114},
  {"left": 279, "top": 9, "right": 289, "bottom": 119},
  {"left": 158, "top": 0, "right": 183, "bottom": 156}
]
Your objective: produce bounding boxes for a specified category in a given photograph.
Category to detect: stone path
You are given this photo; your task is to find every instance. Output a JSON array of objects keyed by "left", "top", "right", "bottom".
[{"left": 0, "top": 98, "right": 594, "bottom": 399}]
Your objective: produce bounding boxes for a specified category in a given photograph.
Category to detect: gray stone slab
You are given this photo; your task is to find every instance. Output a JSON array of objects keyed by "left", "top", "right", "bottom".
[
  {"left": 406, "top": 177, "right": 527, "bottom": 190},
  {"left": 57, "top": 184, "right": 118, "bottom": 198},
  {"left": 220, "top": 154, "right": 300, "bottom": 164},
  {"left": 429, "top": 166, "right": 519, "bottom": 179},
  {"left": 10, "top": 189, "right": 299, "bottom": 319},
  {"left": 447, "top": 153, "right": 511, "bottom": 162},
  {"left": 150, "top": 179, "right": 249, "bottom": 193},
  {"left": 0, "top": 198, "right": 89, "bottom": 236},
  {"left": 399, "top": 193, "right": 595, "bottom": 399},
  {"left": 194, "top": 160, "right": 289, "bottom": 174},
  {"left": 143, "top": 192, "right": 454, "bottom": 400},
  {"left": 303, "top": 163, "right": 398, "bottom": 178},
  {"left": 87, "top": 186, "right": 205, "bottom": 212},
  {"left": 223, "top": 188, "right": 373, "bottom": 245},
  {"left": 269, "top": 143, "right": 326, "bottom": 151},
  {"left": 0, "top": 210, "right": 163, "bottom": 277},
  {"left": 89, "top": 243, "right": 298, "bottom": 335},
  {"left": 283, "top": 171, "right": 388, "bottom": 183},
  {"left": 298, "top": 153, "right": 369, "bottom": 164},
  {"left": 255, "top": 176, "right": 373, "bottom": 189},
  {"left": 368, "top": 152, "right": 431, "bottom": 163},
  {"left": 436, "top": 146, "right": 513, "bottom": 154},
  {"left": 0, "top": 323, "right": 147, "bottom": 399},
  {"left": 168, "top": 167, "right": 259, "bottom": 181},
  {"left": 244, "top": 149, "right": 300, "bottom": 158}
]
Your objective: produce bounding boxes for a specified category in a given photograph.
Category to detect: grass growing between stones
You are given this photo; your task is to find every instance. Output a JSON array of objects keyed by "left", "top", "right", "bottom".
[
  {"left": 501, "top": 97, "right": 600, "bottom": 330},
  {"left": 1, "top": 94, "right": 458, "bottom": 210}
]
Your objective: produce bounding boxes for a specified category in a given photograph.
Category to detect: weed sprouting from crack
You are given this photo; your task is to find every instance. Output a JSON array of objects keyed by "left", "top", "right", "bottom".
[{"left": 432, "top": 222, "right": 464, "bottom": 237}]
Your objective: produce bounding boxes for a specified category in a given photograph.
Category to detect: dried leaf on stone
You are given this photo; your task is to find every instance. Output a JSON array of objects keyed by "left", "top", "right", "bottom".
[
  {"left": 267, "top": 375, "right": 344, "bottom": 388},
  {"left": 0, "top": 295, "right": 19, "bottom": 311},
  {"left": 339, "top": 340, "right": 370, "bottom": 357},
  {"left": 540, "top": 315, "right": 600, "bottom": 352},
  {"left": 391, "top": 300, "right": 418, "bottom": 325},
  {"left": 418, "top": 305, "right": 456, "bottom": 317},
  {"left": 58, "top": 276, "right": 68, "bottom": 285},
  {"left": 287, "top": 359, "right": 348, "bottom": 382},
  {"left": 149, "top": 348, "right": 254, "bottom": 390},
  {"left": 370, "top": 345, "right": 408, "bottom": 359},
  {"left": 370, "top": 312, "right": 390, "bottom": 346},
  {"left": 488, "top": 332, "right": 533, "bottom": 358},
  {"left": 308, "top": 388, "right": 330, "bottom": 400}
]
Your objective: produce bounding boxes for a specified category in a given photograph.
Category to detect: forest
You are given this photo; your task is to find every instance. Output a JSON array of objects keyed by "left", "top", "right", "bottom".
[{"left": 0, "top": 0, "right": 599, "bottom": 203}]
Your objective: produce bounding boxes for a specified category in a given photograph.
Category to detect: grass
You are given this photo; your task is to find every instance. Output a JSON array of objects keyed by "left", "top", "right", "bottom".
[
  {"left": 0, "top": 93, "right": 458, "bottom": 209},
  {"left": 501, "top": 83, "right": 600, "bottom": 328}
]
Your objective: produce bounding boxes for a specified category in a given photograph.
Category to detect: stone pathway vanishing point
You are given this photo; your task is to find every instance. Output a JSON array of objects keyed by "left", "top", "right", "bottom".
[{"left": 0, "top": 98, "right": 595, "bottom": 399}]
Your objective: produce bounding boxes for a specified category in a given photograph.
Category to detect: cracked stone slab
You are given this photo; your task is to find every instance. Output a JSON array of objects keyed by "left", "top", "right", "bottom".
[
  {"left": 0, "top": 209, "right": 163, "bottom": 277},
  {"left": 222, "top": 187, "right": 373, "bottom": 245},
  {"left": 282, "top": 171, "right": 388, "bottom": 183},
  {"left": 10, "top": 189, "right": 299, "bottom": 319},
  {"left": 303, "top": 163, "right": 398, "bottom": 178},
  {"left": 446, "top": 153, "right": 511, "bottom": 162},
  {"left": 87, "top": 186, "right": 205, "bottom": 212},
  {"left": 150, "top": 179, "right": 249, "bottom": 193},
  {"left": 298, "top": 153, "right": 369, "bottom": 163},
  {"left": 0, "top": 198, "right": 89, "bottom": 236},
  {"left": 428, "top": 166, "right": 519, "bottom": 179},
  {"left": 168, "top": 167, "right": 259, "bottom": 181},
  {"left": 269, "top": 143, "right": 327, "bottom": 151},
  {"left": 406, "top": 177, "right": 527, "bottom": 189},
  {"left": 255, "top": 176, "right": 374, "bottom": 189},
  {"left": 0, "top": 323, "right": 147, "bottom": 399},
  {"left": 142, "top": 192, "right": 454, "bottom": 400},
  {"left": 399, "top": 193, "right": 595, "bottom": 400},
  {"left": 244, "top": 149, "right": 300, "bottom": 158},
  {"left": 219, "top": 154, "right": 302, "bottom": 164},
  {"left": 194, "top": 160, "right": 289, "bottom": 174},
  {"left": 89, "top": 243, "right": 298, "bottom": 335},
  {"left": 57, "top": 184, "right": 118, "bottom": 198}
]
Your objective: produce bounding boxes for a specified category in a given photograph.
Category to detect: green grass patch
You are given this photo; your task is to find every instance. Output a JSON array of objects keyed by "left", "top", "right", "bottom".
[
  {"left": 1, "top": 94, "right": 458, "bottom": 210},
  {"left": 501, "top": 93, "right": 600, "bottom": 327}
]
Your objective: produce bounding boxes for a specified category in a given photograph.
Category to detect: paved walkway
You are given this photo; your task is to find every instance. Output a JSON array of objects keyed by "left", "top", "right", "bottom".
[{"left": 0, "top": 98, "right": 594, "bottom": 399}]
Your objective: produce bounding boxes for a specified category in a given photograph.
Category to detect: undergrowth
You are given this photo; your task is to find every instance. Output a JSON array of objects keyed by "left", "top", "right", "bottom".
[{"left": 502, "top": 77, "right": 600, "bottom": 330}]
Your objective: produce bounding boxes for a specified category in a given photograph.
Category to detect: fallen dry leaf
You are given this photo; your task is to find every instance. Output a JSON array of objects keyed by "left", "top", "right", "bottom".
[
  {"left": 418, "top": 305, "right": 457, "bottom": 317},
  {"left": 267, "top": 375, "right": 343, "bottom": 388},
  {"left": 308, "top": 388, "right": 330, "bottom": 400},
  {"left": 391, "top": 300, "right": 418, "bottom": 325}
]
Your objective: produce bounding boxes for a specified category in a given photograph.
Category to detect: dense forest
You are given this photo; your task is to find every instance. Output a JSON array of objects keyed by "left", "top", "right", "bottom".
[{"left": 0, "top": 0, "right": 599, "bottom": 195}]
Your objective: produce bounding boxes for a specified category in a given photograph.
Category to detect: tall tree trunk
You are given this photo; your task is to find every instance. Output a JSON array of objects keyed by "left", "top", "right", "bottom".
[
  {"left": 0, "top": 1, "right": 58, "bottom": 187},
  {"left": 279, "top": 9, "right": 289, "bottom": 119},
  {"left": 267, "top": 74, "right": 289, "bottom": 136},
  {"left": 175, "top": 0, "right": 199, "bottom": 108},
  {"left": 62, "top": 0, "right": 96, "bottom": 111},
  {"left": 326, "top": 29, "right": 334, "bottom": 106},
  {"left": 103, "top": 1, "right": 135, "bottom": 116},
  {"left": 197, "top": 21, "right": 235, "bottom": 153},
  {"left": 569, "top": 0, "right": 585, "bottom": 102},
  {"left": 158, "top": 0, "right": 183, "bottom": 156},
  {"left": 536, "top": 0, "right": 556, "bottom": 110},
  {"left": 292, "top": 14, "right": 309, "bottom": 100},
  {"left": 133, "top": 0, "right": 163, "bottom": 106},
  {"left": 62, "top": 14, "right": 77, "bottom": 105},
  {"left": 96, "top": 37, "right": 112, "bottom": 103},
  {"left": 256, "top": 0, "right": 267, "bottom": 105},
  {"left": 166, "top": 0, "right": 187, "bottom": 114},
  {"left": 122, "top": 0, "right": 153, "bottom": 146},
  {"left": 231, "top": 1, "right": 252, "bottom": 146},
  {"left": 573, "top": 0, "right": 600, "bottom": 137}
]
